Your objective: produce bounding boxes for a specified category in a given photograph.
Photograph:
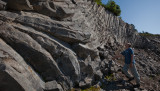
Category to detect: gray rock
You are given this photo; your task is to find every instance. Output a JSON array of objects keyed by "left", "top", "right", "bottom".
[
  {"left": 73, "top": 43, "right": 99, "bottom": 60},
  {"left": 0, "top": 0, "right": 159, "bottom": 91},
  {"left": 94, "top": 70, "right": 103, "bottom": 81},
  {"left": 45, "top": 80, "right": 63, "bottom": 91},
  {"left": 13, "top": 13, "right": 90, "bottom": 43},
  {"left": 79, "top": 60, "right": 94, "bottom": 80},
  {"left": 0, "top": 38, "right": 45, "bottom": 91},
  {"left": 99, "top": 51, "right": 109, "bottom": 60},
  {"left": 79, "top": 81, "right": 91, "bottom": 89},
  {"left": 12, "top": 23, "right": 80, "bottom": 84},
  {"left": 114, "top": 65, "right": 121, "bottom": 72},
  {"left": 33, "top": 1, "right": 74, "bottom": 19},
  {"left": 134, "top": 88, "right": 141, "bottom": 91},
  {"left": 6, "top": 0, "right": 33, "bottom": 10},
  {"left": 0, "top": 0, "right": 6, "bottom": 10},
  {"left": 0, "top": 24, "right": 63, "bottom": 81}
]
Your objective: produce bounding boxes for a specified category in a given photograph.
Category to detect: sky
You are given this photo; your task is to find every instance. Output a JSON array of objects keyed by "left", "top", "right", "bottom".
[{"left": 101, "top": 0, "right": 160, "bottom": 34}]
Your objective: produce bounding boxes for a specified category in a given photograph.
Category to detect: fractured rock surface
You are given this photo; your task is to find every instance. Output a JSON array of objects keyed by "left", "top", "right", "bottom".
[{"left": 0, "top": 0, "right": 159, "bottom": 91}]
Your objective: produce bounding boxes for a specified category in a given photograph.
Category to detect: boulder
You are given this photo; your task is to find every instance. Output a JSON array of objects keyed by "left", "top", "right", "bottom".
[
  {"left": 79, "top": 60, "right": 94, "bottom": 79},
  {"left": 73, "top": 43, "right": 99, "bottom": 60}
]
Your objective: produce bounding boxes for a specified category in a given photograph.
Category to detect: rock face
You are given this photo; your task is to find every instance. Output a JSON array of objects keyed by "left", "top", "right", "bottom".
[
  {"left": 45, "top": 81, "right": 63, "bottom": 91},
  {"left": 0, "top": 0, "right": 160, "bottom": 91},
  {"left": 7, "top": 0, "right": 33, "bottom": 10},
  {"left": 0, "top": 0, "right": 6, "bottom": 10},
  {"left": 0, "top": 38, "right": 44, "bottom": 91}
]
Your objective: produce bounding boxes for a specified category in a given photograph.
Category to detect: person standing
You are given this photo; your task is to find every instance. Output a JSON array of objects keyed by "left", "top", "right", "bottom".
[{"left": 112, "top": 43, "right": 140, "bottom": 87}]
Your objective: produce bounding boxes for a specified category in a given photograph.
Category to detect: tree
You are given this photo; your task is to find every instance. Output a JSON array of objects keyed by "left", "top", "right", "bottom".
[
  {"left": 104, "top": 0, "right": 121, "bottom": 16},
  {"left": 94, "top": 0, "right": 103, "bottom": 5},
  {"left": 94, "top": 0, "right": 121, "bottom": 16}
]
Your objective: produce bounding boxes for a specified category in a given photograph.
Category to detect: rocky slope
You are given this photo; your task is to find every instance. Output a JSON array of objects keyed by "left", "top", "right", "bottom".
[{"left": 0, "top": 0, "right": 159, "bottom": 91}]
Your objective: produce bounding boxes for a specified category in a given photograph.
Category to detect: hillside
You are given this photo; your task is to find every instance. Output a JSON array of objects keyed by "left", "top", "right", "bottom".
[{"left": 0, "top": 0, "right": 160, "bottom": 91}]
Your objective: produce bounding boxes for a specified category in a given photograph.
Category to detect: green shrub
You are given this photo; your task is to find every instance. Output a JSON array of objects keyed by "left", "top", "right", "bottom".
[
  {"left": 94, "top": 0, "right": 103, "bottom": 5},
  {"left": 94, "top": 0, "right": 121, "bottom": 16},
  {"left": 104, "top": 0, "right": 121, "bottom": 16},
  {"left": 139, "top": 31, "right": 160, "bottom": 37},
  {"left": 81, "top": 86, "right": 100, "bottom": 91},
  {"left": 105, "top": 73, "right": 116, "bottom": 81}
]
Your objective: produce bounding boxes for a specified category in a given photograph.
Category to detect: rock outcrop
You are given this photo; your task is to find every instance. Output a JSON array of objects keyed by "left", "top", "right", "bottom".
[{"left": 0, "top": 0, "right": 159, "bottom": 91}]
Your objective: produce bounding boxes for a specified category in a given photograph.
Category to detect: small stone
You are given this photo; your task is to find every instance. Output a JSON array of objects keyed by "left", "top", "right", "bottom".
[
  {"left": 79, "top": 81, "right": 90, "bottom": 89},
  {"left": 134, "top": 88, "right": 140, "bottom": 91}
]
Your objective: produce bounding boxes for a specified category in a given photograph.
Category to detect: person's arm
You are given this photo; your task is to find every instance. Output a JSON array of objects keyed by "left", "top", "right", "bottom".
[
  {"left": 112, "top": 54, "right": 123, "bottom": 60},
  {"left": 130, "top": 54, "right": 134, "bottom": 67},
  {"left": 129, "top": 48, "right": 134, "bottom": 67}
]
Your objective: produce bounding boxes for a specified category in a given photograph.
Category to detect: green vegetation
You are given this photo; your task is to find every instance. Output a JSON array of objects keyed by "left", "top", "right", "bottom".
[
  {"left": 94, "top": 0, "right": 121, "bottom": 16},
  {"left": 94, "top": 0, "right": 103, "bottom": 5},
  {"left": 105, "top": 73, "right": 116, "bottom": 81},
  {"left": 81, "top": 86, "right": 101, "bottom": 91},
  {"left": 139, "top": 31, "right": 160, "bottom": 37},
  {"left": 99, "top": 73, "right": 116, "bottom": 89},
  {"left": 69, "top": 74, "right": 116, "bottom": 91},
  {"left": 104, "top": 0, "right": 121, "bottom": 16},
  {"left": 69, "top": 86, "right": 100, "bottom": 91}
]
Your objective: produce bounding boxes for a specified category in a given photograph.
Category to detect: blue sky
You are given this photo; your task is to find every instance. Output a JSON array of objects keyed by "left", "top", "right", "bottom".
[{"left": 101, "top": 0, "right": 160, "bottom": 34}]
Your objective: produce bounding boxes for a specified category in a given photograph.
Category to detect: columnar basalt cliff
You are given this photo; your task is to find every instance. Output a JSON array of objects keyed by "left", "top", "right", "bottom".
[{"left": 0, "top": 0, "right": 160, "bottom": 91}]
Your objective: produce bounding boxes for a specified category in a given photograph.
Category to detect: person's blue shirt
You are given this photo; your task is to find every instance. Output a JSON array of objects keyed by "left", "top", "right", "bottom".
[{"left": 121, "top": 48, "right": 135, "bottom": 64}]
